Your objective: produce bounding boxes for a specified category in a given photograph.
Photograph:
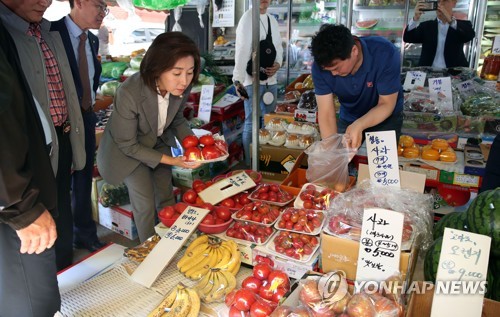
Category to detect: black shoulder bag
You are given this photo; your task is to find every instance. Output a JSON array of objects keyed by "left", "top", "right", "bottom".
[{"left": 246, "top": 16, "right": 277, "bottom": 81}]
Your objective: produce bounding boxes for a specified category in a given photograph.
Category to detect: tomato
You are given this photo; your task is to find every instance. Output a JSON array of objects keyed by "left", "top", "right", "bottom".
[
  {"left": 174, "top": 202, "right": 189, "bottom": 214},
  {"left": 229, "top": 305, "right": 249, "bottom": 317},
  {"left": 215, "top": 206, "right": 232, "bottom": 221},
  {"left": 184, "top": 147, "right": 201, "bottom": 161},
  {"left": 249, "top": 300, "right": 274, "bottom": 317},
  {"left": 220, "top": 198, "right": 235, "bottom": 208},
  {"left": 159, "top": 206, "right": 175, "bottom": 218},
  {"left": 225, "top": 289, "right": 237, "bottom": 307},
  {"left": 241, "top": 276, "right": 263, "bottom": 293},
  {"left": 199, "top": 134, "right": 215, "bottom": 146},
  {"left": 202, "top": 145, "right": 222, "bottom": 160},
  {"left": 303, "top": 200, "right": 314, "bottom": 209},
  {"left": 271, "top": 287, "right": 287, "bottom": 303},
  {"left": 233, "top": 289, "right": 256, "bottom": 311},
  {"left": 201, "top": 214, "right": 215, "bottom": 225},
  {"left": 255, "top": 255, "right": 274, "bottom": 267},
  {"left": 268, "top": 270, "right": 290, "bottom": 290},
  {"left": 258, "top": 283, "right": 274, "bottom": 301},
  {"left": 182, "top": 135, "right": 199, "bottom": 149},
  {"left": 182, "top": 189, "right": 198, "bottom": 204},
  {"left": 253, "top": 263, "right": 272, "bottom": 281}
]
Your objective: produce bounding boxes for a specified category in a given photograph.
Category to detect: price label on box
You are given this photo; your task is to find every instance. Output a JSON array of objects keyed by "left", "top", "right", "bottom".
[
  {"left": 131, "top": 206, "right": 210, "bottom": 288},
  {"left": 431, "top": 228, "right": 491, "bottom": 317}
]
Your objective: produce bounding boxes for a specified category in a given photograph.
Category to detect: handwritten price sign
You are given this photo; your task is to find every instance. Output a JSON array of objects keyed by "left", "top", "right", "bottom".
[
  {"left": 131, "top": 206, "right": 210, "bottom": 288},
  {"left": 403, "top": 70, "right": 426, "bottom": 90},
  {"left": 355, "top": 208, "right": 403, "bottom": 287},
  {"left": 365, "top": 131, "right": 400, "bottom": 188},
  {"left": 197, "top": 85, "right": 214, "bottom": 124},
  {"left": 431, "top": 228, "right": 491, "bottom": 317}
]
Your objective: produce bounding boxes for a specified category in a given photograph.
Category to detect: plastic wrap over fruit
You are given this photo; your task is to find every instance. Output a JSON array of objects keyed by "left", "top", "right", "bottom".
[
  {"left": 325, "top": 179, "right": 434, "bottom": 251},
  {"left": 298, "top": 90, "right": 317, "bottom": 111}
]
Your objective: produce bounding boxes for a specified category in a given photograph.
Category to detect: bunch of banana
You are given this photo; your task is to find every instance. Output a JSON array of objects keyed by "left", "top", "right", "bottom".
[
  {"left": 147, "top": 283, "right": 200, "bottom": 317},
  {"left": 177, "top": 236, "right": 241, "bottom": 280},
  {"left": 194, "top": 268, "right": 237, "bottom": 303}
]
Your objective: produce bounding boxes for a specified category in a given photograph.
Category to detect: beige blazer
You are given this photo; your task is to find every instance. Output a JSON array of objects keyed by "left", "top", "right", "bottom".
[{"left": 97, "top": 73, "right": 194, "bottom": 185}]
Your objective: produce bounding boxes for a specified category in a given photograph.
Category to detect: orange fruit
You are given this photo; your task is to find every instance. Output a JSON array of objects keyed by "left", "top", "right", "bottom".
[
  {"left": 399, "top": 135, "right": 414, "bottom": 148},
  {"left": 403, "top": 145, "right": 420, "bottom": 159},
  {"left": 440, "top": 148, "right": 457, "bottom": 162},
  {"left": 397, "top": 145, "right": 404, "bottom": 156},
  {"left": 422, "top": 148, "right": 440, "bottom": 161},
  {"left": 431, "top": 138, "right": 449, "bottom": 151}
]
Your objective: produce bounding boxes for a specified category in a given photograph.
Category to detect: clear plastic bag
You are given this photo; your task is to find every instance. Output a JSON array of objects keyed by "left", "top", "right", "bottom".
[{"left": 304, "top": 134, "right": 357, "bottom": 189}]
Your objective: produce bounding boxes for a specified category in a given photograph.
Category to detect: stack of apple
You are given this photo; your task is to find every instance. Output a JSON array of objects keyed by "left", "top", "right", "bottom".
[
  {"left": 225, "top": 262, "right": 290, "bottom": 316},
  {"left": 276, "top": 207, "right": 324, "bottom": 234},
  {"left": 233, "top": 201, "right": 282, "bottom": 225},
  {"left": 249, "top": 183, "right": 294, "bottom": 205},
  {"left": 296, "top": 184, "right": 337, "bottom": 210},
  {"left": 271, "top": 231, "right": 319, "bottom": 261},
  {"left": 225, "top": 221, "right": 274, "bottom": 244},
  {"left": 182, "top": 134, "right": 228, "bottom": 161}
]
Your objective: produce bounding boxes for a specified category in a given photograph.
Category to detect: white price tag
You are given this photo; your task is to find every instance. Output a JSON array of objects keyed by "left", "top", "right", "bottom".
[
  {"left": 403, "top": 71, "right": 426, "bottom": 90},
  {"left": 198, "top": 171, "right": 256, "bottom": 205},
  {"left": 365, "top": 131, "right": 400, "bottom": 188},
  {"left": 197, "top": 85, "right": 214, "bottom": 124},
  {"left": 492, "top": 35, "right": 500, "bottom": 55},
  {"left": 457, "top": 80, "right": 474, "bottom": 93},
  {"left": 212, "top": 0, "right": 235, "bottom": 27},
  {"left": 131, "top": 206, "right": 210, "bottom": 288},
  {"left": 355, "top": 208, "right": 404, "bottom": 287},
  {"left": 431, "top": 228, "right": 491, "bottom": 317}
]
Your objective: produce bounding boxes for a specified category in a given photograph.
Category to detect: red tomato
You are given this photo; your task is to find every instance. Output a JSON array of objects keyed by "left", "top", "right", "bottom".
[
  {"left": 253, "top": 263, "right": 272, "bottom": 281},
  {"left": 233, "top": 289, "right": 256, "bottom": 311},
  {"left": 215, "top": 206, "right": 232, "bottom": 221},
  {"left": 220, "top": 198, "right": 235, "bottom": 208},
  {"left": 229, "top": 305, "right": 249, "bottom": 317},
  {"left": 182, "top": 189, "right": 198, "bottom": 204},
  {"left": 201, "top": 145, "right": 222, "bottom": 160},
  {"left": 268, "top": 270, "right": 290, "bottom": 290},
  {"left": 174, "top": 202, "right": 189, "bottom": 214},
  {"left": 199, "top": 134, "right": 215, "bottom": 146},
  {"left": 249, "top": 300, "right": 274, "bottom": 317},
  {"left": 159, "top": 206, "right": 175, "bottom": 218},
  {"left": 201, "top": 214, "right": 215, "bottom": 225},
  {"left": 258, "top": 283, "right": 274, "bottom": 301},
  {"left": 225, "top": 289, "right": 237, "bottom": 307},
  {"left": 182, "top": 135, "right": 199, "bottom": 149},
  {"left": 241, "top": 276, "right": 263, "bottom": 293},
  {"left": 184, "top": 147, "right": 201, "bottom": 161}
]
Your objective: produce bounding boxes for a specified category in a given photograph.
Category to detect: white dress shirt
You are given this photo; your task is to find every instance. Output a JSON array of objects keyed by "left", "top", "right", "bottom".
[{"left": 157, "top": 92, "right": 170, "bottom": 136}]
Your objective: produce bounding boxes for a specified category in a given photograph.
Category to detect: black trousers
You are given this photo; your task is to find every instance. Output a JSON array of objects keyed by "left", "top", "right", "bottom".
[
  {"left": 72, "top": 111, "right": 98, "bottom": 245},
  {"left": 0, "top": 223, "right": 61, "bottom": 317},
  {"left": 54, "top": 125, "right": 74, "bottom": 271}
]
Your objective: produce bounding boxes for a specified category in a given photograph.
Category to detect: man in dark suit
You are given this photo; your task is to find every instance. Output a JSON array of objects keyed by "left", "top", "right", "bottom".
[
  {"left": 51, "top": 0, "right": 105, "bottom": 252},
  {"left": 403, "top": 0, "right": 475, "bottom": 68},
  {"left": 0, "top": 19, "right": 60, "bottom": 316}
]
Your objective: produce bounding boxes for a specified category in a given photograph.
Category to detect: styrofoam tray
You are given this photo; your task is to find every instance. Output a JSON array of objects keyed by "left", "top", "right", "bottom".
[
  {"left": 273, "top": 208, "right": 326, "bottom": 236},
  {"left": 264, "top": 231, "right": 320, "bottom": 263},
  {"left": 223, "top": 221, "right": 276, "bottom": 246}
]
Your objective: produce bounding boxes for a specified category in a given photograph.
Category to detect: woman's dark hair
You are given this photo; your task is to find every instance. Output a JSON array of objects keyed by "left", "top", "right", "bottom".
[
  {"left": 311, "top": 24, "right": 355, "bottom": 68},
  {"left": 140, "top": 32, "right": 201, "bottom": 94}
]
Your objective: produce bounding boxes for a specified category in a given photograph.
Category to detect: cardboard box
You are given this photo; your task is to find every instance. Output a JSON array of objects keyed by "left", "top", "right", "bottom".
[
  {"left": 252, "top": 245, "right": 321, "bottom": 279},
  {"left": 98, "top": 203, "right": 138, "bottom": 240},
  {"left": 172, "top": 164, "right": 211, "bottom": 188},
  {"left": 439, "top": 170, "right": 482, "bottom": 188},
  {"left": 252, "top": 144, "right": 308, "bottom": 181},
  {"left": 405, "top": 282, "right": 500, "bottom": 317},
  {"left": 464, "top": 144, "right": 487, "bottom": 176},
  {"left": 403, "top": 162, "right": 440, "bottom": 183},
  {"left": 294, "top": 109, "right": 318, "bottom": 123},
  {"left": 320, "top": 232, "right": 418, "bottom": 282}
]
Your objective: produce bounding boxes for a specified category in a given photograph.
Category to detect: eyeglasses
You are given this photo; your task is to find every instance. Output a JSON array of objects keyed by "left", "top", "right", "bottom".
[{"left": 95, "top": 3, "right": 110, "bottom": 16}]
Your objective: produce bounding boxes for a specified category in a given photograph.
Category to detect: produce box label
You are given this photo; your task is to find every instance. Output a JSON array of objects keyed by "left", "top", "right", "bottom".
[
  {"left": 365, "top": 130, "right": 401, "bottom": 188},
  {"left": 431, "top": 228, "right": 491, "bottom": 317},
  {"left": 403, "top": 70, "right": 426, "bottom": 90},
  {"left": 131, "top": 206, "right": 210, "bottom": 288},
  {"left": 355, "top": 208, "right": 404, "bottom": 287},
  {"left": 197, "top": 84, "right": 214, "bottom": 123}
]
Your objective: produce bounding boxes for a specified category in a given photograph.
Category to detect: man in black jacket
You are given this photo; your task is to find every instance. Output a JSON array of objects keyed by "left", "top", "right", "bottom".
[
  {"left": 51, "top": 0, "right": 105, "bottom": 253},
  {"left": 0, "top": 19, "right": 60, "bottom": 317},
  {"left": 403, "top": 0, "right": 475, "bottom": 68}
]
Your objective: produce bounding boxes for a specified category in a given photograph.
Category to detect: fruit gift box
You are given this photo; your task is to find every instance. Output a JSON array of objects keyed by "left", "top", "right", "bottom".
[
  {"left": 248, "top": 183, "right": 295, "bottom": 206},
  {"left": 225, "top": 221, "right": 276, "bottom": 245},
  {"left": 265, "top": 231, "right": 320, "bottom": 263},
  {"left": 232, "top": 201, "right": 284, "bottom": 226}
]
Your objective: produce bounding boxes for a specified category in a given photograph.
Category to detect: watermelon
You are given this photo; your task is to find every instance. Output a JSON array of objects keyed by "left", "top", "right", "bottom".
[
  {"left": 433, "top": 211, "right": 468, "bottom": 240},
  {"left": 355, "top": 19, "right": 378, "bottom": 29},
  {"left": 466, "top": 188, "right": 500, "bottom": 257},
  {"left": 424, "top": 237, "right": 443, "bottom": 282}
]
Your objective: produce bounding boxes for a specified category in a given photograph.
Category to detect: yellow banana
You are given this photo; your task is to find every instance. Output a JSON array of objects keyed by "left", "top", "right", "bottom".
[
  {"left": 184, "top": 235, "right": 209, "bottom": 254},
  {"left": 177, "top": 244, "right": 211, "bottom": 273},
  {"left": 204, "top": 270, "right": 227, "bottom": 303},
  {"left": 165, "top": 286, "right": 191, "bottom": 317},
  {"left": 215, "top": 244, "right": 231, "bottom": 267},
  {"left": 230, "top": 261, "right": 241, "bottom": 276},
  {"left": 185, "top": 287, "right": 201, "bottom": 317},
  {"left": 220, "top": 270, "right": 237, "bottom": 296},
  {"left": 185, "top": 247, "right": 219, "bottom": 280},
  {"left": 147, "top": 284, "right": 178, "bottom": 317},
  {"left": 198, "top": 270, "right": 216, "bottom": 300},
  {"left": 194, "top": 268, "right": 212, "bottom": 293},
  {"left": 215, "top": 241, "right": 241, "bottom": 275}
]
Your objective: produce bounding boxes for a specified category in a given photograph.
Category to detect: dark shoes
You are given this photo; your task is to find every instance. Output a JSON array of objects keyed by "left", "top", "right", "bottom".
[{"left": 74, "top": 240, "right": 107, "bottom": 252}]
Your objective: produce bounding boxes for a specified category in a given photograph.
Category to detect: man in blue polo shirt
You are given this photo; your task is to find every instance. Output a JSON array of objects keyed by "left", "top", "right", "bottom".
[{"left": 310, "top": 24, "right": 403, "bottom": 148}]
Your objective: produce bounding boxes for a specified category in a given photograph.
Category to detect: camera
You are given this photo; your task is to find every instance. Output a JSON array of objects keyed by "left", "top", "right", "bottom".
[{"left": 420, "top": 0, "right": 438, "bottom": 11}]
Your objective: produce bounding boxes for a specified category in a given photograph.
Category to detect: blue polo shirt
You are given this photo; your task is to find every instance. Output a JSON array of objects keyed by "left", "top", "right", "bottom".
[{"left": 312, "top": 37, "right": 403, "bottom": 123}]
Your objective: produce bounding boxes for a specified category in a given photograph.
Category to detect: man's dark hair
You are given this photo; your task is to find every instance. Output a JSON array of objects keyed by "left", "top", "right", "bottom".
[
  {"left": 311, "top": 24, "right": 355, "bottom": 68},
  {"left": 69, "top": 0, "right": 75, "bottom": 8},
  {"left": 140, "top": 32, "right": 201, "bottom": 94}
]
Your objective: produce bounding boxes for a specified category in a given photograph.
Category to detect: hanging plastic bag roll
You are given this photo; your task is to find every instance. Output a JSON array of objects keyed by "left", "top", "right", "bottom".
[{"left": 304, "top": 134, "right": 357, "bottom": 191}]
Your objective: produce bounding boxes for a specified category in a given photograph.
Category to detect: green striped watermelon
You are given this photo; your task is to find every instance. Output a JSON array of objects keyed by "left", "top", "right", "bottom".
[
  {"left": 466, "top": 188, "right": 500, "bottom": 257},
  {"left": 433, "top": 211, "right": 468, "bottom": 240},
  {"left": 424, "top": 237, "right": 443, "bottom": 283}
]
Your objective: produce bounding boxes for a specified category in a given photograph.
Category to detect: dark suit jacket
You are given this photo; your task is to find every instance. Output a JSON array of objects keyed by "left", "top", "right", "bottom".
[
  {"left": 403, "top": 19, "right": 475, "bottom": 68},
  {"left": 0, "top": 20, "right": 57, "bottom": 230},
  {"left": 50, "top": 17, "right": 101, "bottom": 106}
]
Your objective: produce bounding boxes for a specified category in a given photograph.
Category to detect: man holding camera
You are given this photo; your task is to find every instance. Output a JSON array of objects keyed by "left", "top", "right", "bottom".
[{"left": 403, "top": 0, "right": 475, "bottom": 68}]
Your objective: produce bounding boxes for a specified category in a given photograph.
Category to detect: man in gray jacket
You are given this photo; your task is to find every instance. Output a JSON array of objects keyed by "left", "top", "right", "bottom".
[{"left": 0, "top": 0, "right": 85, "bottom": 270}]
